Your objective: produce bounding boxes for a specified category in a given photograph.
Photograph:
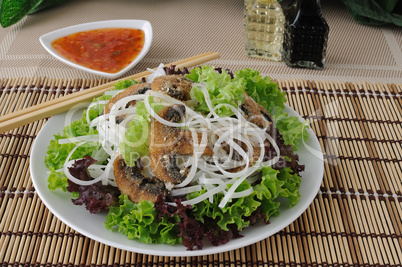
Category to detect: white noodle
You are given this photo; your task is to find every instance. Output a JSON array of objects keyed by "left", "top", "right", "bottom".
[
  {"left": 146, "top": 63, "right": 166, "bottom": 83},
  {"left": 195, "top": 83, "right": 219, "bottom": 118},
  {"left": 109, "top": 94, "right": 146, "bottom": 113},
  {"left": 170, "top": 185, "right": 202, "bottom": 196},
  {"left": 171, "top": 182, "right": 228, "bottom": 206},
  {"left": 58, "top": 135, "right": 99, "bottom": 144},
  {"left": 228, "top": 187, "right": 254, "bottom": 199},
  {"left": 63, "top": 141, "right": 105, "bottom": 186},
  {"left": 144, "top": 91, "right": 187, "bottom": 128}
]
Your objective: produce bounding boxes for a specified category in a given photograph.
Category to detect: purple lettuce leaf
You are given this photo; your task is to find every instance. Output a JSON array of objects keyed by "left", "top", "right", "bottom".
[{"left": 67, "top": 156, "right": 120, "bottom": 214}]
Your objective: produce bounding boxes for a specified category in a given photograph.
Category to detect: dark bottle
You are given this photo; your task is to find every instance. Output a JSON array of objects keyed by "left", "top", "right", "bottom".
[{"left": 282, "top": 0, "right": 329, "bottom": 69}]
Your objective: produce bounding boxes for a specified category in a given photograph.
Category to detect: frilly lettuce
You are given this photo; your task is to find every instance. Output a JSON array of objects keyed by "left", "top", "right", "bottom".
[
  {"left": 188, "top": 181, "right": 255, "bottom": 232},
  {"left": 104, "top": 194, "right": 181, "bottom": 245},
  {"left": 119, "top": 103, "right": 150, "bottom": 166},
  {"left": 113, "top": 79, "right": 137, "bottom": 90},
  {"left": 187, "top": 66, "right": 246, "bottom": 117},
  {"left": 232, "top": 68, "right": 287, "bottom": 114},
  {"left": 277, "top": 167, "right": 302, "bottom": 207},
  {"left": 188, "top": 166, "right": 301, "bottom": 233},
  {"left": 273, "top": 110, "right": 310, "bottom": 151},
  {"left": 47, "top": 167, "right": 69, "bottom": 192}
]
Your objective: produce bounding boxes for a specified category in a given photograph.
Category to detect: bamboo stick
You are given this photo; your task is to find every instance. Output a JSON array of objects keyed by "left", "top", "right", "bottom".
[{"left": 0, "top": 52, "right": 220, "bottom": 133}]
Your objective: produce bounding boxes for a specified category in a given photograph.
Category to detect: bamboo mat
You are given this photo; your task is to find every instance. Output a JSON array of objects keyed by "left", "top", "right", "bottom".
[{"left": 0, "top": 77, "right": 401, "bottom": 266}]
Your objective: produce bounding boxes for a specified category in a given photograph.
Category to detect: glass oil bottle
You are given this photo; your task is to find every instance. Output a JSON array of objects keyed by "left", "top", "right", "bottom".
[
  {"left": 282, "top": 0, "right": 329, "bottom": 69},
  {"left": 244, "top": 0, "right": 285, "bottom": 61}
]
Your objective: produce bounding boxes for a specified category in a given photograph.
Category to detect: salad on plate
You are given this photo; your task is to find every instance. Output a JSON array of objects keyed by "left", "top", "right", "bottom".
[{"left": 44, "top": 65, "right": 309, "bottom": 250}]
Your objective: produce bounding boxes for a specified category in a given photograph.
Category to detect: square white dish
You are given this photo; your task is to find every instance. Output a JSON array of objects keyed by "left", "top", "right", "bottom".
[{"left": 39, "top": 20, "right": 152, "bottom": 79}]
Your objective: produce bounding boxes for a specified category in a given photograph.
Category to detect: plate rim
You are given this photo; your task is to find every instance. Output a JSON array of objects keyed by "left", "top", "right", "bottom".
[
  {"left": 39, "top": 19, "right": 153, "bottom": 79},
  {"left": 30, "top": 104, "right": 324, "bottom": 256}
]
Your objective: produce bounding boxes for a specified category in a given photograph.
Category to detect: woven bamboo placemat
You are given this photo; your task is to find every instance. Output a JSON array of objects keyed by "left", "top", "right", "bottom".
[{"left": 0, "top": 77, "right": 401, "bottom": 266}]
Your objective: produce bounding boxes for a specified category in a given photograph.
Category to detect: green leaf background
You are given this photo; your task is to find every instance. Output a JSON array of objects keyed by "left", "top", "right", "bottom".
[{"left": 0, "top": 0, "right": 69, "bottom": 28}]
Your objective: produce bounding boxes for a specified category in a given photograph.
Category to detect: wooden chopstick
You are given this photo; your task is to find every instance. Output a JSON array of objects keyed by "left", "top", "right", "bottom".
[{"left": 0, "top": 52, "right": 220, "bottom": 133}]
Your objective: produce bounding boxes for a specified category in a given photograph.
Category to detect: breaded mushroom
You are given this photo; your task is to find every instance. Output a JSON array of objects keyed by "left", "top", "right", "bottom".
[
  {"left": 113, "top": 155, "right": 167, "bottom": 203},
  {"left": 240, "top": 91, "right": 273, "bottom": 129},
  {"left": 104, "top": 82, "right": 151, "bottom": 114},
  {"left": 149, "top": 104, "right": 213, "bottom": 185},
  {"left": 151, "top": 75, "right": 192, "bottom": 101}
]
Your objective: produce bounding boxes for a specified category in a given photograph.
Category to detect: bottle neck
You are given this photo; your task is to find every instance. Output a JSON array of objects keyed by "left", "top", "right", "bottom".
[{"left": 299, "top": 0, "right": 322, "bottom": 15}]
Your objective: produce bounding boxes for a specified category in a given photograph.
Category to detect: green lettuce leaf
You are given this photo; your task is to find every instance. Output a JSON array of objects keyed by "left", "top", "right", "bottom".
[
  {"left": 255, "top": 166, "right": 301, "bottom": 209},
  {"left": 0, "top": 0, "right": 69, "bottom": 28},
  {"left": 189, "top": 180, "right": 260, "bottom": 232},
  {"left": 47, "top": 166, "right": 68, "bottom": 192},
  {"left": 119, "top": 115, "right": 149, "bottom": 166},
  {"left": 44, "top": 122, "right": 100, "bottom": 171},
  {"left": 44, "top": 97, "right": 111, "bottom": 168},
  {"left": 273, "top": 109, "right": 310, "bottom": 151},
  {"left": 233, "top": 68, "right": 287, "bottom": 114},
  {"left": 188, "top": 166, "right": 302, "bottom": 232},
  {"left": 187, "top": 66, "right": 246, "bottom": 117},
  {"left": 119, "top": 97, "right": 164, "bottom": 166},
  {"left": 104, "top": 194, "right": 181, "bottom": 245},
  {"left": 113, "top": 79, "right": 138, "bottom": 90},
  {"left": 277, "top": 167, "right": 302, "bottom": 207},
  {"left": 186, "top": 65, "right": 232, "bottom": 87}
]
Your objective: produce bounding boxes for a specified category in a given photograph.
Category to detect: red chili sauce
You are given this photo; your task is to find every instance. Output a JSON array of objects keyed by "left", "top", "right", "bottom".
[{"left": 51, "top": 28, "right": 145, "bottom": 74}]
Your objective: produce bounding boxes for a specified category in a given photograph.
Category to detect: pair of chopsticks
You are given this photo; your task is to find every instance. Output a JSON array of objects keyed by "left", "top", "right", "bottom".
[{"left": 0, "top": 52, "right": 220, "bottom": 133}]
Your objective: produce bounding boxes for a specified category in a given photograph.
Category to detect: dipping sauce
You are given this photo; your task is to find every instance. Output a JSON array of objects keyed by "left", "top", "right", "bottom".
[{"left": 51, "top": 28, "right": 145, "bottom": 74}]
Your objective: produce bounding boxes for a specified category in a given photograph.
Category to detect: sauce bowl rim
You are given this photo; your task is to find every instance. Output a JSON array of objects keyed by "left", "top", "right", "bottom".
[{"left": 39, "top": 19, "right": 153, "bottom": 79}]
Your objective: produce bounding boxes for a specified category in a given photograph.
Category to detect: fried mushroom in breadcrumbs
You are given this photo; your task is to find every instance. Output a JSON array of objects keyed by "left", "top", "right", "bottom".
[
  {"left": 149, "top": 104, "right": 213, "bottom": 185},
  {"left": 113, "top": 155, "right": 167, "bottom": 203},
  {"left": 104, "top": 82, "right": 151, "bottom": 114},
  {"left": 151, "top": 75, "right": 192, "bottom": 101}
]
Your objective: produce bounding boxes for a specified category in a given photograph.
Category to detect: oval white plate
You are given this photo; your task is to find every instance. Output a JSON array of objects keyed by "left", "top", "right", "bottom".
[
  {"left": 39, "top": 20, "right": 152, "bottom": 79},
  {"left": 30, "top": 105, "right": 323, "bottom": 256}
]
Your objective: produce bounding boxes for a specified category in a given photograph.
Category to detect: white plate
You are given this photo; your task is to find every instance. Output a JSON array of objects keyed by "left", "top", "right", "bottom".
[
  {"left": 30, "top": 105, "right": 324, "bottom": 256},
  {"left": 39, "top": 20, "right": 152, "bottom": 79}
]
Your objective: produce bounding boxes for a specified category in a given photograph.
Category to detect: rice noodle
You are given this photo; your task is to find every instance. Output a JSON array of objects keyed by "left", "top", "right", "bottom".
[
  {"left": 144, "top": 91, "right": 188, "bottom": 128},
  {"left": 146, "top": 63, "right": 166, "bottom": 83},
  {"left": 60, "top": 90, "right": 145, "bottom": 187},
  {"left": 63, "top": 141, "right": 105, "bottom": 186},
  {"left": 195, "top": 83, "right": 219, "bottom": 118},
  {"left": 170, "top": 185, "right": 202, "bottom": 196},
  {"left": 173, "top": 182, "right": 228, "bottom": 206},
  {"left": 218, "top": 171, "right": 253, "bottom": 208},
  {"left": 109, "top": 94, "right": 146, "bottom": 113},
  {"left": 58, "top": 135, "right": 99, "bottom": 144}
]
